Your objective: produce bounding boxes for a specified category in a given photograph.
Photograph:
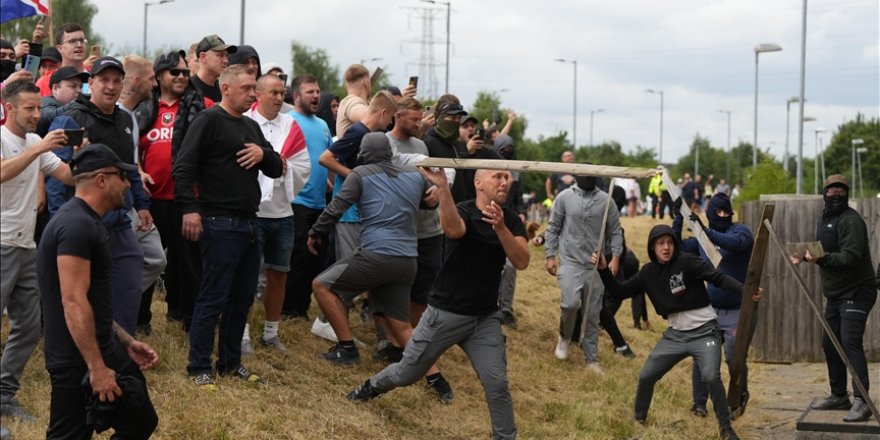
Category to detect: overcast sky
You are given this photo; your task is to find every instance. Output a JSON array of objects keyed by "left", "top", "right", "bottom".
[{"left": 92, "top": 0, "right": 879, "bottom": 164}]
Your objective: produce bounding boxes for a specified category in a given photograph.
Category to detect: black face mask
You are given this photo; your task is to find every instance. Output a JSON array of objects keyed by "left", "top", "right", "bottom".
[
  {"left": 708, "top": 216, "right": 733, "bottom": 232},
  {"left": 575, "top": 175, "right": 596, "bottom": 191},
  {"left": 823, "top": 193, "right": 848, "bottom": 216},
  {"left": 0, "top": 60, "right": 15, "bottom": 82}
]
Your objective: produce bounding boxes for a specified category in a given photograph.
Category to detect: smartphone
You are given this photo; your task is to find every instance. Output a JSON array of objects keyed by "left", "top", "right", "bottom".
[
  {"left": 408, "top": 76, "right": 418, "bottom": 89},
  {"left": 425, "top": 105, "right": 432, "bottom": 112},
  {"left": 475, "top": 127, "right": 486, "bottom": 141},
  {"left": 64, "top": 129, "right": 85, "bottom": 147},
  {"left": 90, "top": 45, "right": 101, "bottom": 57},
  {"left": 22, "top": 55, "right": 40, "bottom": 76},
  {"left": 369, "top": 66, "right": 383, "bottom": 85}
]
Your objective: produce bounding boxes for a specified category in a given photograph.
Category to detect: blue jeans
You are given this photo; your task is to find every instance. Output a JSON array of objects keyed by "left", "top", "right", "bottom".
[{"left": 187, "top": 216, "right": 260, "bottom": 375}]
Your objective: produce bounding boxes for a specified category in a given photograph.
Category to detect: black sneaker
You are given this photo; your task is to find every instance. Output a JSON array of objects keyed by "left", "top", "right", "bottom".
[
  {"left": 720, "top": 427, "right": 740, "bottom": 440},
  {"left": 810, "top": 394, "right": 851, "bottom": 410},
  {"left": 426, "top": 374, "right": 454, "bottom": 403},
  {"left": 843, "top": 397, "right": 872, "bottom": 422},
  {"left": 321, "top": 344, "right": 360, "bottom": 365},
  {"left": 220, "top": 364, "right": 264, "bottom": 384},
  {"left": 374, "top": 345, "right": 403, "bottom": 364},
  {"left": 501, "top": 311, "right": 518, "bottom": 329},
  {"left": 690, "top": 403, "right": 708, "bottom": 417},
  {"left": 346, "top": 379, "right": 383, "bottom": 402},
  {"left": 615, "top": 344, "right": 636, "bottom": 358}
]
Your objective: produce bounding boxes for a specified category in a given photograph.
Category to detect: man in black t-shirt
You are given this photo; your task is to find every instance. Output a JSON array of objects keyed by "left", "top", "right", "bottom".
[
  {"left": 38, "top": 144, "right": 159, "bottom": 440},
  {"left": 347, "top": 168, "right": 530, "bottom": 440}
]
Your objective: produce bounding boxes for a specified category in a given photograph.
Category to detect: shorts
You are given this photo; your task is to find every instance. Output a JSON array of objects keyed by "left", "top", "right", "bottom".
[
  {"left": 411, "top": 235, "right": 443, "bottom": 304},
  {"left": 315, "top": 248, "right": 416, "bottom": 322},
  {"left": 255, "top": 216, "right": 295, "bottom": 272}
]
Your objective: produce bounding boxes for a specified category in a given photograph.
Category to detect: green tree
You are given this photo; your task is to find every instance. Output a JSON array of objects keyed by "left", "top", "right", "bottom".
[
  {"left": 818, "top": 114, "right": 880, "bottom": 197},
  {"left": 734, "top": 162, "right": 795, "bottom": 209},
  {"left": 290, "top": 41, "right": 342, "bottom": 97},
  {"left": 467, "top": 91, "right": 527, "bottom": 144},
  {"left": 1, "top": 0, "right": 101, "bottom": 46}
]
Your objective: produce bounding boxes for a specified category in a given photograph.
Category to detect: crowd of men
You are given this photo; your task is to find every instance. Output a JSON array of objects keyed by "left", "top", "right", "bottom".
[{"left": 1, "top": 20, "right": 876, "bottom": 440}]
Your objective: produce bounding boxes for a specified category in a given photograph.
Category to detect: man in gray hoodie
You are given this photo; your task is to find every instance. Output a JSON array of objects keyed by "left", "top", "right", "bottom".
[{"left": 544, "top": 173, "right": 622, "bottom": 372}]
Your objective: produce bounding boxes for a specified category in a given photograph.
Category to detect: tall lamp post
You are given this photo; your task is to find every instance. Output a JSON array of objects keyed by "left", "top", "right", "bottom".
[
  {"left": 718, "top": 109, "right": 731, "bottom": 181},
  {"left": 814, "top": 127, "right": 826, "bottom": 194},
  {"left": 143, "top": 0, "right": 174, "bottom": 56},
  {"left": 798, "top": 115, "right": 816, "bottom": 193},
  {"left": 852, "top": 138, "right": 863, "bottom": 190},
  {"left": 422, "top": 0, "right": 450, "bottom": 93},
  {"left": 753, "top": 43, "right": 783, "bottom": 168},
  {"left": 856, "top": 146, "right": 868, "bottom": 198},
  {"left": 555, "top": 58, "right": 577, "bottom": 147},
  {"left": 589, "top": 108, "right": 604, "bottom": 146},
  {"left": 784, "top": 96, "right": 801, "bottom": 173},
  {"left": 646, "top": 89, "right": 664, "bottom": 163}
]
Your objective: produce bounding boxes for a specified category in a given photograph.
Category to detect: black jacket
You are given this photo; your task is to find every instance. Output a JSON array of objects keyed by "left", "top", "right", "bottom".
[{"left": 170, "top": 78, "right": 210, "bottom": 160}]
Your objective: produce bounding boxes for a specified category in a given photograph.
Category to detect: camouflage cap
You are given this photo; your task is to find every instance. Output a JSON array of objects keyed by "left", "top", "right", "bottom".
[
  {"left": 196, "top": 34, "right": 237, "bottom": 56},
  {"left": 823, "top": 174, "right": 849, "bottom": 190}
]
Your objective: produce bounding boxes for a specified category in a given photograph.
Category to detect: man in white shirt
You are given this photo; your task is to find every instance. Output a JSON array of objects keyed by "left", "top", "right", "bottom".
[{"left": 0, "top": 79, "right": 74, "bottom": 423}]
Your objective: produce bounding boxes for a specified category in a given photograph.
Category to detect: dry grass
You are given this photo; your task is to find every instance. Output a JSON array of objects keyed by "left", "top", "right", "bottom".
[{"left": 3, "top": 216, "right": 767, "bottom": 439}]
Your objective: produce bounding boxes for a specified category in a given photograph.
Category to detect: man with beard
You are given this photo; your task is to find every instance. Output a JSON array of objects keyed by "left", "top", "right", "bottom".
[
  {"left": 0, "top": 80, "right": 73, "bottom": 428},
  {"left": 347, "top": 166, "right": 528, "bottom": 440},
  {"left": 543, "top": 172, "right": 623, "bottom": 373},
  {"left": 174, "top": 65, "right": 283, "bottom": 389},
  {"left": 39, "top": 144, "right": 160, "bottom": 440},
  {"left": 136, "top": 50, "right": 202, "bottom": 329},
  {"left": 673, "top": 193, "right": 754, "bottom": 418},
  {"left": 792, "top": 175, "right": 876, "bottom": 423},
  {"left": 280, "top": 74, "right": 328, "bottom": 321}
]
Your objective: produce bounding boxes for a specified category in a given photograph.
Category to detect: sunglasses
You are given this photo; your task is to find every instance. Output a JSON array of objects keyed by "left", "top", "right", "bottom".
[{"left": 168, "top": 68, "right": 190, "bottom": 77}]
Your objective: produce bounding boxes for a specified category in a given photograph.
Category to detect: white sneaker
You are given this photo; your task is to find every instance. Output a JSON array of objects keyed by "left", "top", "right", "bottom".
[
  {"left": 587, "top": 362, "right": 604, "bottom": 375},
  {"left": 310, "top": 317, "right": 367, "bottom": 348},
  {"left": 554, "top": 336, "right": 569, "bottom": 360}
]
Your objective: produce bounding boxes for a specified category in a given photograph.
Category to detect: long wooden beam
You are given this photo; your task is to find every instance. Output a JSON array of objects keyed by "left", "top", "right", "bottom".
[
  {"left": 660, "top": 168, "right": 723, "bottom": 267},
  {"left": 415, "top": 158, "right": 658, "bottom": 179}
]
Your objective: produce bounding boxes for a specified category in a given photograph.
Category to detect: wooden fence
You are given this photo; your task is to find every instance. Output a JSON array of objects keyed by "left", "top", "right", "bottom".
[{"left": 741, "top": 195, "right": 879, "bottom": 363}]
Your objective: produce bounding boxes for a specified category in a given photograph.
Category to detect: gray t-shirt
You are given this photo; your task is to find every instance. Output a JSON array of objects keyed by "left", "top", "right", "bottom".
[{"left": 387, "top": 132, "right": 443, "bottom": 239}]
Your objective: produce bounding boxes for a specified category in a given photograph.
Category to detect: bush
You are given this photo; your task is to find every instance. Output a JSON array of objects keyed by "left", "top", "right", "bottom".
[{"left": 735, "top": 162, "right": 795, "bottom": 209}]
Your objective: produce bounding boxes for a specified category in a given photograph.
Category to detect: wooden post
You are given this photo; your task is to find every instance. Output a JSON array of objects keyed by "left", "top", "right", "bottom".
[
  {"left": 416, "top": 158, "right": 658, "bottom": 179},
  {"left": 727, "top": 203, "right": 774, "bottom": 418},
  {"left": 578, "top": 179, "right": 616, "bottom": 346},
  {"left": 659, "top": 168, "right": 722, "bottom": 267}
]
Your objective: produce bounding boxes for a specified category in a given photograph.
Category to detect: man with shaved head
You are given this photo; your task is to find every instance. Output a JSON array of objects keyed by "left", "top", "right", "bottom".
[{"left": 347, "top": 166, "right": 529, "bottom": 440}]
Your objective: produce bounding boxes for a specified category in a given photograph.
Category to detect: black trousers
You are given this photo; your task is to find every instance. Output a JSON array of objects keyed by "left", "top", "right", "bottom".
[
  {"left": 149, "top": 199, "right": 201, "bottom": 329},
  {"left": 824, "top": 288, "right": 876, "bottom": 399},
  {"left": 47, "top": 360, "right": 157, "bottom": 440},
  {"left": 282, "top": 204, "right": 328, "bottom": 315}
]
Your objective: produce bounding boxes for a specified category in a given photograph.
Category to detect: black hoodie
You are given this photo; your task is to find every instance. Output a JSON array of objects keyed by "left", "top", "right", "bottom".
[
  {"left": 317, "top": 92, "right": 339, "bottom": 137},
  {"left": 227, "top": 45, "right": 262, "bottom": 78},
  {"left": 599, "top": 224, "right": 743, "bottom": 318}
]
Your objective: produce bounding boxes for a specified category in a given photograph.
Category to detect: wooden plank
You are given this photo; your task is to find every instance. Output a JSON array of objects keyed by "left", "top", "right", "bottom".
[
  {"left": 727, "top": 203, "right": 775, "bottom": 418},
  {"left": 578, "top": 179, "right": 616, "bottom": 345},
  {"left": 659, "top": 168, "right": 723, "bottom": 267},
  {"left": 415, "top": 158, "right": 658, "bottom": 179}
]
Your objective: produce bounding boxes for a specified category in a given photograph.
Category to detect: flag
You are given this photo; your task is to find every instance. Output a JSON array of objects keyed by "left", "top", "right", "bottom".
[{"left": 0, "top": 0, "right": 50, "bottom": 24}]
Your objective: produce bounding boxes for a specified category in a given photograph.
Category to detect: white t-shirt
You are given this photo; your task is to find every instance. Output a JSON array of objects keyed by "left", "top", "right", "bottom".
[
  {"left": 1, "top": 126, "right": 62, "bottom": 249},
  {"left": 244, "top": 108, "right": 296, "bottom": 219},
  {"left": 667, "top": 304, "right": 717, "bottom": 331}
]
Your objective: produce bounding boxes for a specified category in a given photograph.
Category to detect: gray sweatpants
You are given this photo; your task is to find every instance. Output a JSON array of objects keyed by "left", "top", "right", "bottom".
[
  {"left": 0, "top": 246, "right": 40, "bottom": 403},
  {"left": 635, "top": 320, "right": 731, "bottom": 430},
  {"left": 557, "top": 262, "right": 604, "bottom": 362},
  {"left": 128, "top": 208, "right": 167, "bottom": 293},
  {"left": 692, "top": 307, "right": 745, "bottom": 406},
  {"left": 371, "top": 306, "right": 516, "bottom": 440}
]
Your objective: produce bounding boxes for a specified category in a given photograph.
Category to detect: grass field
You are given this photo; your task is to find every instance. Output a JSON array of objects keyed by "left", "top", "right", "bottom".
[{"left": 2, "top": 215, "right": 771, "bottom": 439}]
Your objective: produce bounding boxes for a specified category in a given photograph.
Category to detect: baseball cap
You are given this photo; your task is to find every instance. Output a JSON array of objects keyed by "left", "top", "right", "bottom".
[
  {"left": 41, "top": 47, "right": 62, "bottom": 63},
  {"left": 153, "top": 50, "right": 187, "bottom": 74},
  {"left": 196, "top": 34, "right": 237, "bottom": 56},
  {"left": 90, "top": 56, "right": 125, "bottom": 76},
  {"left": 823, "top": 174, "right": 849, "bottom": 190},
  {"left": 49, "top": 66, "right": 90, "bottom": 88},
  {"left": 460, "top": 115, "right": 478, "bottom": 126},
  {"left": 70, "top": 144, "right": 137, "bottom": 176},
  {"left": 437, "top": 102, "right": 467, "bottom": 116}
]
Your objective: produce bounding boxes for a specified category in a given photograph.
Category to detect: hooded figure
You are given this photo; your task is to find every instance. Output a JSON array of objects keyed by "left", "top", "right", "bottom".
[
  {"left": 227, "top": 45, "right": 262, "bottom": 78},
  {"left": 317, "top": 92, "right": 339, "bottom": 137},
  {"left": 706, "top": 193, "right": 734, "bottom": 232},
  {"left": 0, "top": 39, "right": 15, "bottom": 82}
]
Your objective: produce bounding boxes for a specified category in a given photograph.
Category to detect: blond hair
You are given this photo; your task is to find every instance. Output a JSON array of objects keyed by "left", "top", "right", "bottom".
[{"left": 343, "top": 64, "right": 369, "bottom": 84}]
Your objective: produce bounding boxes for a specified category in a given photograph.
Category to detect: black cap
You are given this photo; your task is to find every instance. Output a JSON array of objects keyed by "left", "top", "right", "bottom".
[
  {"left": 41, "top": 47, "right": 62, "bottom": 63},
  {"left": 196, "top": 34, "right": 237, "bottom": 56},
  {"left": 460, "top": 115, "right": 478, "bottom": 126},
  {"left": 49, "top": 66, "right": 89, "bottom": 88},
  {"left": 70, "top": 144, "right": 137, "bottom": 176},
  {"left": 153, "top": 50, "right": 187, "bottom": 74},
  {"left": 91, "top": 56, "right": 125, "bottom": 76},
  {"left": 437, "top": 102, "right": 467, "bottom": 116}
]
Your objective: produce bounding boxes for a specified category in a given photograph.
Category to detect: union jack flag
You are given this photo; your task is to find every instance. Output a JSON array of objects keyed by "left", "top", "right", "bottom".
[{"left": 0, "top": 0, "right": 50, "bottom": 24}]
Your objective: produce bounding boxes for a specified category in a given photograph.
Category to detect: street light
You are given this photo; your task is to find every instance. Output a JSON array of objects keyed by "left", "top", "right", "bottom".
[
  {"left": 555, "top": 58, "right": 577, "bottom": 147},
  {"left": 360, "top": 57, "right": 383, "bottom": 64},
  {"left": 795, "top": 0, "right": 808, "bottom": 194},
  {"left": 798, "top": 115, "right": 816, "bottom": 193},
  {"left": 852, "top": 138, "right": 864, "bottom": 191},
  {"left": 422, "top": 0, "right": 450, "bottom": 93},
  {"left": 784, "top": 96, "right": 802, "bottom": 174},
  {"left": 753, "top": 43, "right": 782, "bottom": 167},
  {"left": 718, "top": 109, "right": 731, "bottom": 181},
  {"left": 814, "top": 127, "right": 826, "bottom": 194},
  {"left": 589, "top": 108, "right": 604, "bottom": 146},
  {"left": 143, "top": 0, "right": 174, "bottom": 56},
  {"left": 646, "top": 89, "right": 664, "bottom": 163},
  {"left": 856, "top": 146, "right": 868, "bottom": 198}
]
